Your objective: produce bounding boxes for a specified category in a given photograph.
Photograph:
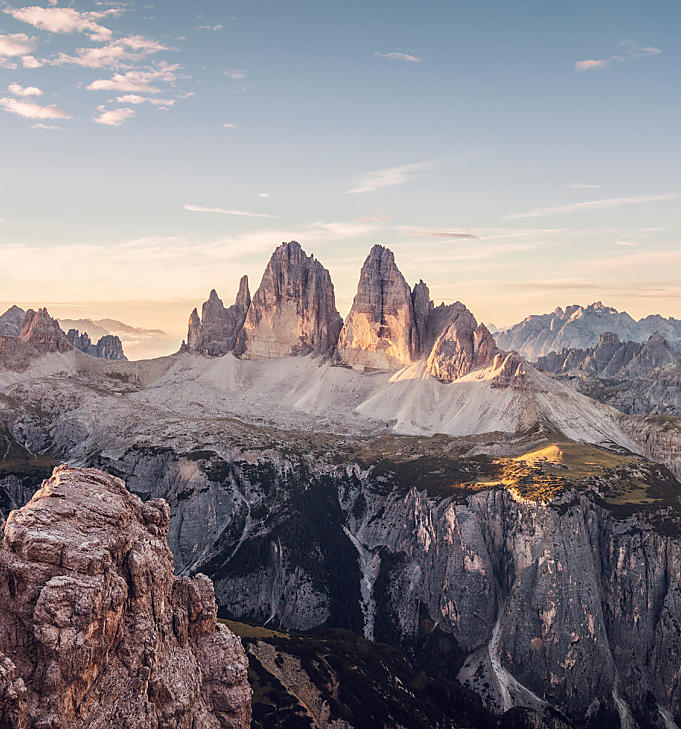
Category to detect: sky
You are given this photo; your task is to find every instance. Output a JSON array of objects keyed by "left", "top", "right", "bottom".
[{"left": 1, "top": 0, "right": 680, "bottom": 357}]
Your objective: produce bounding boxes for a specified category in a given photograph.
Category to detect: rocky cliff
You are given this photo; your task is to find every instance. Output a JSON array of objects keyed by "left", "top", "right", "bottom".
[
  {"left": 0, "top": 465, "right": 251, "bottom": 729},
  {"left": 496, "top": 303, "right": 681, "bottom": 360},
  {"left": 426, "top": 303, "right": 499, "bottom": 381},
  {"left": 0, "top": 308, "right": 73, "bottom": 371},
  {"left": 67, "top": 328, "right": 127, "bottom": 360},
  {"left": 80, "top": 433, "right": 681, "bottom": 729},
  {"left": 186, "top": 278, "right": 251, "bottom": 357},
  {"left": 336, "top": 245, "right": 419, "bottom": 369},
  {"left": 236, "top": 242, "right": 342, "bottom": 359},
  {"left": 0, "top": 307, "right": 25, "bottom": 338},
  {"left": 336, "top": 245, "right": 495, "bottom": 375},
  {"left": 535, "top": 332, "right": 681, "bottom": 417}
]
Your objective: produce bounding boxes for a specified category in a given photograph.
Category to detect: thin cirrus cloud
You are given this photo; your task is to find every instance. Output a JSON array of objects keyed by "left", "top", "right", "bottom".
[
  {"left": 184, "top": 204, "right": 277, "bottom": 219},
  {"left": 373, "top": 51, "right": 420, "bottom": 62},
  {"left": 506, "top": 193, "right": 681, "bottom": 219},
  {"left": 0, "top": 95, "right": 70, "bottom": 119},
  {"left": 8, "top": 82, "right": 42, "bottom": 96},
  {"left": 3, "top": 5, "right": 117, "bottom": 42},
  {"left": 93, "top": 106, "right": 135, "bottom": 127},
  {"left": 567, "top": 183, "right": 600, "bottom": 189},
  {"left": 55, "top": 35, "right": 170, "bottom": 69},
  {"left": 575, "top": 40, "right": 661, "bottom": 71},
  {"left": 346, "top": 162, "right": 432, "bottom": 194}
]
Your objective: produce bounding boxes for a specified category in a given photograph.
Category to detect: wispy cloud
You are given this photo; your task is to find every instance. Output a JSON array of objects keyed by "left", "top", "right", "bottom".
[
  {"left": 93, "top": 106, "right": 135, "bottom": 126},
  {"left": 8, "top": 82, "right": 42, "bottom": 97},
  {"left": 258, "top": 193, "right": 270, "bottom": 198},
  {"left": 614, "top": 241, "right": 637, "bottom": 247},
  {"left": 222, "top": 122, "right": 235, "bottom": 128},
  {"left": 87, "top": 62, "right": 180, "bottom": 93},
  {"left": 346, "top": 161, "right": 432, "bottom": 194},
  {"left": 506, "top": 193, "right": 681, "bottom": 219},
  {"left": 184, "top": 204, "right": 277, "bottom": 218},
  {"left": 32, "top": 122, "right": 61, "bottom": 130},
  {"left": 373, "top": 51, "right": 420, "bottom": 63},
  {"left": 575, "top": 40, "right": 661, "bottom": 71},
  {"left": 0, "top": 96, "right": 71, "bottom": 120},
  {"left": 55, "top": 35, "right": 169, "bottom": 69},
  {"left": 223, "top": 69, "right": 246, "bottom": 79},
  {"left": 567, "top": 183, "right": 600, "bottom": 189},
  {"left": 3, "top": 5, "right": 117, "bottom": 42},
  {"left": 116, "top": 94, "right": 175, "bottom": 108}
]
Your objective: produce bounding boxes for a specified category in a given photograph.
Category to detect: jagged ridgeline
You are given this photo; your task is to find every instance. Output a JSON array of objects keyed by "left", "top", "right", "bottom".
[{"left": 2, "top": 241, "right": 681, "bottom": 729}]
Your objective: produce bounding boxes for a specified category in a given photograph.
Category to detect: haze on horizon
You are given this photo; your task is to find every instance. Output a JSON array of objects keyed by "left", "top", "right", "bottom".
[{"left": 1, "top": 0, "right": 680, "bottom": 357}]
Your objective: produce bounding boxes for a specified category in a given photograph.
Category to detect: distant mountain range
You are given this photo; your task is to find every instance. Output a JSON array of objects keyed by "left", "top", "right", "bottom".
[{"left": 496, "top": 302, "right": 681, "bottom": 360}]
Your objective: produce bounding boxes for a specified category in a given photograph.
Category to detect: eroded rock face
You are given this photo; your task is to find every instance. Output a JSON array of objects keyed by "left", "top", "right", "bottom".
[
  {"left": 19, "top": 309, "right": 71, "bottom": 354},
  {"left": 426, "top": 304, "right": 499, "bottom": 381},
  {"left": 0, "top": 307, "right": 25, "bottom": 337},
  {"left": 66, "top": 329, "right": 127, "bottom": 360},
  {"left": 186, "top": 278, "right": 251, "bottom": 357},
  {"left": 0, "top": 308, "right": 73, "bottom": 371},
  {"left": 336, "top": 245, "right": 419, "bottom": 369},
  {"left": 235, "top": 242, "right": 342, "bottom": 359},
  {"left": 0, "top": 465, "right": 251, "bottom": 729}
]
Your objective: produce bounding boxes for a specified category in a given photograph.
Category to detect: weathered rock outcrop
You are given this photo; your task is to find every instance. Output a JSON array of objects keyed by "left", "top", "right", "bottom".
[
  {"left": 336, "top": 245, "right": 418, "bottom": 369},
  {"left": 66, "top": 329, "right": 127, "bottom": 360},
  {"left": 336, "top": 246, "right": 497, "bottom": 376},
  {"left": 0, "top": 307, "right": 25, "bottom": 337},
  {"left": 235, "top": 242, "right": 342, "bottom": 359},
  {"left": 0, "top": 465, "right": 251, "bottom": 729},
  {"left": 535, "top": 332, "right": 681, "bottom": 417},
  {"left": 0, "top": 308, "right": 73, "bottom": 371},
  {"left": 426, "top": 303, "right": 499, "bottom": 381},
  {"left": 186, "top": 278, "right": 251, "bottom": 357}
]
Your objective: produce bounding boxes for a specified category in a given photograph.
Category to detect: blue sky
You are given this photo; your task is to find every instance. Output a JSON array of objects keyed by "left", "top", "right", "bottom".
[{"left": 1, "top": 0, "right": 680, "bottom": 347}]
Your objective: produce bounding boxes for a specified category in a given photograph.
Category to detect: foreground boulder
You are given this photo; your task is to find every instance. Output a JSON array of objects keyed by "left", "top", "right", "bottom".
[{"left": 0, "top": 465, "right": 251, "bottom": 729}]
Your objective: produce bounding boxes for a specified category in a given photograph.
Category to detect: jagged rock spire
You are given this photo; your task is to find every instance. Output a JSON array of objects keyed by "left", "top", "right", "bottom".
[{"left": 235, "top": 241, "right": 342, "bottom": 359}]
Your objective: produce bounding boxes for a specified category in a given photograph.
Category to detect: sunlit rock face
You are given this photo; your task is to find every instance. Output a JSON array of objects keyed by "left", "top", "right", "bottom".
[
  {"left": 427, "top": 306, "right": 499, "bottom": 382},
  {"left": 336, "top": 245, "right": 419, "bottom": 369},
  {"left": 19, "top": 308, "right": 72, "bottom": 354},
  {"left": 186, "top": 277, "right": 251, "bottom": 356},
  {"left": 235, "top": 241, "right": 342, "bottom": 359},
  {"left": 0, "top": 465, "right": 251, "bottom": 729}
]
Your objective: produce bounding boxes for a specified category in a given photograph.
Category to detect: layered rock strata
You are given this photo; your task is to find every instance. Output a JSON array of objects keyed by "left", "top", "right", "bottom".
[
  {"left": 235, "top": 242, "right": 342, "bottom": 359},
  {"left": 0, "top": 465, "right": 251, "bottom": 729}
]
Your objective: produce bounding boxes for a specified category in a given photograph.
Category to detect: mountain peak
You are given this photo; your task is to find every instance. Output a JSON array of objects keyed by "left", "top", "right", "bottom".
[{"left": 236, "top": 242, "right": 342, "bottom": 359}]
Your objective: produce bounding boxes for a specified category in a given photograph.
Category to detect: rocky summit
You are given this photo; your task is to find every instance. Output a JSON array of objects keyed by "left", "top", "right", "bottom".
[
  {"left": 0, "top": 307, "right": 25, "bottom": 338},
  {"left": 235, "top": 241, "right": 343, "bottom": 359},
  {"left": 0, "top": 308, "right": 73, "bottom": 371},
  {"left": 0, "top": 465, "right": 251, "bottom": 729},
  {"left": 67, "top": 328, "right": 127, "bottom": 360},
  {"left": 496, "top": 302, "right": 681, "bottom": 360}
]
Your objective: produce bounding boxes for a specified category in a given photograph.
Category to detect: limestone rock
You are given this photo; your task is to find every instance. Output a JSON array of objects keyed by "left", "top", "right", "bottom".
[
  {"left": 336, "top": 245, "right": 418, "bottom": 369},
  {"left": 0, "top": 308, "right": 73, "bottom": 371},
  {"left": 426, "top": 305, "right": 499, "bottom": 381},
  {"left": 66, "top": 329, "right": 127, "bottom": 360},
  {"left": 0, "top": 307, "right": 25, "bottom": 337},
  {"left": 19, "top": 308, "right": 71, "bottom": 354},
  {"left": 0, "top": 465, "right": 251, "bottom": 729},
  {"left": 235, "top": 242, "right": 342, "bottom": 359},
  {"left": 186, "top": 277, "right": 251, "bottom": 357}
]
